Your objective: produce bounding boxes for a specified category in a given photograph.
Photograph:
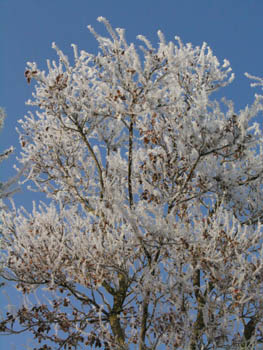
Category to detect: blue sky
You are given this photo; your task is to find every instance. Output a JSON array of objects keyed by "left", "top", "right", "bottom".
[{"left": 1, "top": 0, "right": 263, "bottom": 348}]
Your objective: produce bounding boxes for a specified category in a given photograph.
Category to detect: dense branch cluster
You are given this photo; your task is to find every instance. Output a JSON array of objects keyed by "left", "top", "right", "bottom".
[{"left": 1, "top": 17, "right": 263, "bottom": 349}]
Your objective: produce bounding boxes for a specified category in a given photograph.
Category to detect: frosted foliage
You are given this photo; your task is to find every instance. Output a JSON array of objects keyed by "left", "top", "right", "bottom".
[
  {"left": 0, "top": 108, "right": 13, "bottom": 167},
  {"left": 0, "top": 107, "right": 4, "bottom": 130},
  {"left": 2, "top": 17, "right": 263, "bottom": 350},
  {"left": 0, "top": 108, "right": 18, "bottom": 202}
]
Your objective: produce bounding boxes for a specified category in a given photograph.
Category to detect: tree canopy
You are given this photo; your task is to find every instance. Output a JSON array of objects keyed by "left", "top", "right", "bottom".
[{"left": 1, "top": 17, "right": 263, "bottom": 350}]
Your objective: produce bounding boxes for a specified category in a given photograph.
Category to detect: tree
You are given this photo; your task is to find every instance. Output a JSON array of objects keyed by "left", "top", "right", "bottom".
[{"left": 1, "top": 17, "right": 263, "bottom": 350}]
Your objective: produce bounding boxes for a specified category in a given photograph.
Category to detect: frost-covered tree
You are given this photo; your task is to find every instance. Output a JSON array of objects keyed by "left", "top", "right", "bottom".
[{"left": 1, "top": 17, "right": 263, "bottom": 350}]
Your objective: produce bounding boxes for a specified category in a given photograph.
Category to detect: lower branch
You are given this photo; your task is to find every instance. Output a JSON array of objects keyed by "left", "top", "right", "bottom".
[
  {"left": 190, "top": 269, "right": 205, "bottom": 350},
  {"left": 139, "top": 291, "right": 150, "bottom": 350},
  {"left": 104, "top": 273, "right": 128, "bottom": 348}
]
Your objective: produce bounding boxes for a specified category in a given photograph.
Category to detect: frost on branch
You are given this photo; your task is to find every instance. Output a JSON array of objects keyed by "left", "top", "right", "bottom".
[
  {"left": 0, "top": 108, "right": 13, "bottom": 173},
  {"left": 0, "top": 108, "right": 27, "bottom": 202},
  {"left": 1, "top": 17, "right": 263, "bottom": 350}
]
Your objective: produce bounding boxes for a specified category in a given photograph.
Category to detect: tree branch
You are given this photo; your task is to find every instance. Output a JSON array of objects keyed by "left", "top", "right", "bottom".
[{"left": 128, "top": 117, "right": 134, "bottom": 208}]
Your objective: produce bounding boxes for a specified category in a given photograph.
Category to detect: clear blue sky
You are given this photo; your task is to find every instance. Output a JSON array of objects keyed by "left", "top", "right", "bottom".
[{"left": 1, "top": 0, "right": 263, "bottom": 348}]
